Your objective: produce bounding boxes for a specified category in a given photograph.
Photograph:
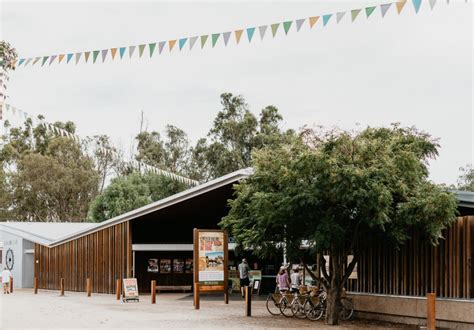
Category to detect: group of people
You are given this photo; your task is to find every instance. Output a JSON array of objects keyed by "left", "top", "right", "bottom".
[
  {"left": 276, "top": 265, "right": 302, "bottom": 293},
  {"left": 1, "top": 267, "right": 13, "bottom": 294}
]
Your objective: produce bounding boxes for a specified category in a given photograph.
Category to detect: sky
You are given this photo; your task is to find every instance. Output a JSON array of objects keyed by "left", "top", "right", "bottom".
[{"left": 1, "top": 0, "right": 472, "bottom": 185}]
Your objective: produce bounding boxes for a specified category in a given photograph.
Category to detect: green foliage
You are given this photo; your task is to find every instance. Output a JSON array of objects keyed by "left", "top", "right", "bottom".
[
  {"left": 0, "top": 41, "right": 18, "bottom": 71},
  {"left": 220, "top": 124, "right": 458, "bottom": 325},
  {"left": 457, "top": 164, "right": 474, "bottom": 191},
  {"left": 88, "top": 172, "right": 187, "bottom": 222}
]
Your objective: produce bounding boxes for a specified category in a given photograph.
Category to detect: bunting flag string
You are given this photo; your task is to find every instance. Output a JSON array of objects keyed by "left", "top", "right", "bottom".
[
  {"left": 3, "top": 0, "right": 466, "bottom": 70},
  {"left": 1, "top": 103, "right": 199, "bottom": 187}
]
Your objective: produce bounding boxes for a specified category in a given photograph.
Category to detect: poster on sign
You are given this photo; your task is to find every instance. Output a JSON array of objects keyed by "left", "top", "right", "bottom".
[{"left": 122, "top": 278, "right": 139, "bottom": 302}]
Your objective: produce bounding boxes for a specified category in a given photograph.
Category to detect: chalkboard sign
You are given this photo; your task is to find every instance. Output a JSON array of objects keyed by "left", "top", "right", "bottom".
[{"left": 252, "top": 279, "right": 261, "bottom": 295}]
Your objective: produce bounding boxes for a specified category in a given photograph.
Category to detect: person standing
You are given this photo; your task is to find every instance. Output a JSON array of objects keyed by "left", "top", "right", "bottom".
[
  {"left": 238, "top": 258, "right": 250, "bottom": 298},
  {"left": 290, "top": 267, "right": 302, "bottom": 293},
  {"left": 276, "top": 266, "right": 290, "bottom": 293},
  {"left": 1, "top": 267, "right": 12, "bottom": 294}
]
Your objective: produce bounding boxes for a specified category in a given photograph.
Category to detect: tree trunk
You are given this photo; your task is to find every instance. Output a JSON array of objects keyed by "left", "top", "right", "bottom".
[{"left": 326, "top": 285, "right": 341, "bottom": 325}]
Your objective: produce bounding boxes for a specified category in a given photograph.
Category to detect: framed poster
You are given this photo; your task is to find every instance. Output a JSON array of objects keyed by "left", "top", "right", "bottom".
[
  {"left": 185, "top": 259, "right": 193, "bottom": 274},
  {"left": 193, "top": 229, "right": 228, "bottom": 292},
  {"left": 160, "top": 259, "right": 171, "bottom": 273},
  {"left": 147, "top": 259, "right": 158, "bottom": 273},
  {"left": 173, "top": 259, "right": 184, "bottom": 273},
  {"left": 122, "top": 278, "right": 139, "bottom": 302}
]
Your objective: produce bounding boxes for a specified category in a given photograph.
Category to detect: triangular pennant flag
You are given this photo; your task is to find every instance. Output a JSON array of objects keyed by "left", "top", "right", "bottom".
[
  {"left": 283, "top": 21, "right": 292, "bottom": 34},
  {"left": 246, "top": 27, "right": 256, "bottom": 42},
  {"left": 271, "top": 23, "right": 279, "bottom": 37},
  {"left": 92, "top": 50, "right": 100, "bottom": 63},
  {"left": 25, "top": 58, "right": 33, "bottom": 66},
  {"left": 336, "top": 12, "right": 346, "bottom": 23},
  {"left": 129, "top": 46, "right": 136, "bottom": 58},
  {"left": 309, "top": 16, "right": 320, "bottom": 28},
  {"left": 429, "top": 0, "right": 437, "bottom": 9},
  {"left": 119, "top": 47, "right": 126, "bottom": 59},
  {"left": 258, "top": 25, "right": 268, "bottom": 40},
  {"left": 169, "top": 40, "right": 177, "bottom": 51},
  {"left": 396, "top": 0, "right": 407, "bottom": 14},
  {"left": 234, "top": 30, "right": 244, "bottom": 44},
  {"left": 365, "top": 6, "right": 376, "bottom": 18},
  {"left": 211, "top": 34, "right": 220, "bottom": 47},
  {"left": 12, "top": 106, "right": 16, "bottom": 115},
  {"left": 159, "top": 41, "right": 166, "bottom": 54},
  {"left": 149, "top": 43, "right": 156, "bottom": 57},
  {"left": 412, "top": 0, "right": 422, "bottom": 13},
  {"left": 41, "top": 56, "right": 49, "bottom": 66},
  {"left": 322, "top": 14, "right": 332, "bottom": 26},
  {"left": 223, "top": 32, "right": 231, "bottom": 46},
  {"left": 58, "top": 54, "right": 65, "bottom": 63},
  {"left": 138, "top": 44, "right": 146, "bottom": 57},
  {"left": 18, "top": 58, "right": 26, "bottom": 66},
  {"left": 351, "top": 9, "right": 362, "bottom": 21},
  {"left": 296, "top": 18, "right": 306, "bottom": 31},
  {"left": 101, "top": 49, "right": 108, "bottom": 62},
  {"left": 75, "top": 53, "right": 82, "bottom": 64},
  {"left": 179, "top": 38, "right": 187, "bottom": 50},
  {"left": 5, "top": 104, "right": 10, "bottom": 112},
  {"left": 200, "top": 35, "right": 208, "bottom": 48},
  {"left": 49, "top": 55, "right": 57, "bottom": 65},
  {"left": 381, "top": 3, "right": 393, "bottom": 17},
  {"left": 189, "top": 36, "right": 198, "bottom": 50},
  {"left": 111, "top": 48, "right": 118, "bottom": 59},
  {"left": 33, "top": 57, "right": 41, "bottom": 65},
  {"left": 84, "top": 51, "right": 91, "bottom": 63}
]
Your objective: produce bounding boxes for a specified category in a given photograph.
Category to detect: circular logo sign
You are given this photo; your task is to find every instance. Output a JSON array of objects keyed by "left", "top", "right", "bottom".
[{"left": 5, "top": 248, "right": 14, "bottom": 270}]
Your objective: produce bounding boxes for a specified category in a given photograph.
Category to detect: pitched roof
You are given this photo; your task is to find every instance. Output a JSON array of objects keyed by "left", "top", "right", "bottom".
[{"left": 453, "top": 190, "right": 474, "bottom": 208}]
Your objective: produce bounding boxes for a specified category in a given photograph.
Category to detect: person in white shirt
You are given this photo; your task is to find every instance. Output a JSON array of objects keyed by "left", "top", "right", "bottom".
[
  {"left": 290, "top": 266, "right": 302, "bottom": 293},
  {"left": 1, "top": 267, "right": 12, "bottom": 294}
]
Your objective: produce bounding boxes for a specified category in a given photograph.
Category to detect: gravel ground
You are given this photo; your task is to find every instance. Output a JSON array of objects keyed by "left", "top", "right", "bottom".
[{"left": 0, "top": 289, "right": 414, "bottom": 329}]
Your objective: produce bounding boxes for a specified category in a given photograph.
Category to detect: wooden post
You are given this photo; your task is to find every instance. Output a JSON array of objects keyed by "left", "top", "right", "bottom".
[
  {"left": 151, "top": 280, "right": 156, "bottom": 304},
  {"left": 86, "top": 278, "right": 91, "bottom": 297},
  {"left": 194, "top": 282, "right": 200, "bottom": 310},
  {"left": 427, "top": 293, "right": 436, "bottom": 330},
  {"left": 60, "top": 278, "right": 65, "bottom": 296},
  {"left": 245, "top": 286, "right": 252, "bottom": 317},
  {"left": 224, "top": 290, "right": 229, "bottom": 305},
  {"left": 34, "top": 277, "right": 38, "bottom": 294},
  {"left": 116, "top": 279, "right": 121, "bottom": 300},
  {"left": 10, "top": 277, "right": 13, "bottom": 293}
]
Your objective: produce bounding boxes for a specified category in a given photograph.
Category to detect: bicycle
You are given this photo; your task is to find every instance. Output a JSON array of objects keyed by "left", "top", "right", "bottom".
[
  {"left": 265, "top": 292, "right": 283, "bottom": 316},
  {"left": 304, "top": 289, "right": 326, "bottom": 321}
]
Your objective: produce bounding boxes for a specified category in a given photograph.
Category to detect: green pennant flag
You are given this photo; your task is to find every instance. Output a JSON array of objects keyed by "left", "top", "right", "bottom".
[
  {"left": 365, "top": 6, "right": 376, "bottom": 18},
  {"left": 283, "top": 21, "right": 292, "bottom": 35},
  {"left": 212, "top": 33, "right": 220, "bottom": 47},
  {"left": 92, "top": 50, "right": 100, "bottom": 63},
  {"left": 138, "top": 44, "right": 146, "bottom": 58},
  {"left": 149, "top": 43, "right": 157, "bottom": 57},
  {"left": 200, "top": 35, "right": 208, "bottom": 48},
  {"left": 41, "top": 56, "right": 49, "bottom": 66},
  {"left": 351, "top": 9, "right": 362, "bottom": 21},
  {"left": 271, "top": 23, "right": 280, "bottom": 37}
]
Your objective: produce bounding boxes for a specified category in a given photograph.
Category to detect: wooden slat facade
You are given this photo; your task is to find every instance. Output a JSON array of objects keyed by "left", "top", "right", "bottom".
[
  {"left": 34, "top": 222, "right": 132, "bottom": 294},
  {"left": 348, "top": 216, "right": 474, "bottom": 299}
]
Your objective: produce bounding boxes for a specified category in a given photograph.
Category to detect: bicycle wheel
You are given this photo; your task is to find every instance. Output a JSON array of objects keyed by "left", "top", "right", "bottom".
[
  {"left": 291, "top": 297, "right": 307, "bottom": 319},
  {"left": 339, "top": 297, "right": 354, "bottom": 321},
  {"left": 265, "top": 294, "right": 281, "bottom": 316},
  {"left": 279, "top": 296, "right": 294, "bottom": 318},
  {"left": 304, "top": 300, "right": 324, "bottom": 321}
]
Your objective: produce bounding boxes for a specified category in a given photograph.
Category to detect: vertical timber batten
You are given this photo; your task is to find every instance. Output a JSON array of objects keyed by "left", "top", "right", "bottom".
[{"left": 34, "top": 222, "right": 130, "bottom": 294}]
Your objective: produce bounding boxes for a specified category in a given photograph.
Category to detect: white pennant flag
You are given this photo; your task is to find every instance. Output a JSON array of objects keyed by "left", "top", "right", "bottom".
[
  {"left": 429, "top": 0, "right": 437, "bottom": 10},
  {"left": 336, "top": 11, "right": 346, "bottom": 23}
]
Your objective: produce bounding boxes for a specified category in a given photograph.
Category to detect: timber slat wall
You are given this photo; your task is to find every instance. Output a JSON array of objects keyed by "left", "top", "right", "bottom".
[
  {"left": 348, "top": 216, "right": 474, "bottom": 299},
  {"left": 35, "top": 222, "right": 131, "bottom": 294}
]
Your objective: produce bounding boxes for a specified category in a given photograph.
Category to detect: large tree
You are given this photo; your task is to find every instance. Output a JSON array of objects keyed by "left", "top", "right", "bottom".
[
  {"left": 88, "top": 171, "right": 187, "bottom": 222},
  {"left": 456, "top": 164, "right": 474, "bottom": 191},
  {"left": 220, "top": 125, "right": 458, "bottom": 325}
]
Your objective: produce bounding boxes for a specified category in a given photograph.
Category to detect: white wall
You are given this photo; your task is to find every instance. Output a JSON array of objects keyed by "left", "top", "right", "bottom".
[{"left": 0, "top": 230, "right": 34, "bottom": 288}]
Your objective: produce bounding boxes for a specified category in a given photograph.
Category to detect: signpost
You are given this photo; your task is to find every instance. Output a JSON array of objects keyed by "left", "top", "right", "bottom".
[
  {"left": 193, "top": 229, "right": 228, "bottom": 309},
  {"left": 122, "top": 278, "right": 139, "bottom": 303}
]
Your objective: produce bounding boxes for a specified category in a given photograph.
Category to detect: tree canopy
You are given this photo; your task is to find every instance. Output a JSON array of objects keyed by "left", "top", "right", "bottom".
[{"left": 220, "top": 125, "right": 458, "bottom": 325}]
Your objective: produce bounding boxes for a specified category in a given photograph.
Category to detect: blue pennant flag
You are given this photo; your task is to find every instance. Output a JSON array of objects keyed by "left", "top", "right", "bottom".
[
  {"left": 246, "top": 27, "right": 256, "bottom": 42},
  {"left": 119, "top": 47, "right": 126, "bottom": 59},
  {"left": 323, "top": 14, "right": 332, "bottom": 26},
  {"left": 66, "top": 53, "right": 73, "bottom": 63},
  {"left": 179, "top": 38, "right": 187, "bottom": 50}
]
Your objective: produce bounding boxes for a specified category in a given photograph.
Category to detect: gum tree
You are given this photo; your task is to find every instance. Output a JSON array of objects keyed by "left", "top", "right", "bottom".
[{"left": 220, "top": 125, "right": 457, "bottom": 325}]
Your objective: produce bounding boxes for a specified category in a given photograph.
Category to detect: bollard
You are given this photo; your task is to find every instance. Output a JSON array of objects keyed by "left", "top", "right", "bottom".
[
  {"left": 427, "top": 293, "right": 436, "bottom": 330},
  {"left": 194, "top": 282, "right": 200, "bottom": 310},
  {"left": 151, "top": 280, "right": 156, "bottom": 304},
  {"left": 10, "top": 277, "right": 13, "bottom": 293},
  {"left": 116, "top": 279, "right": 121, "bottom": 300},
  {"left": 86, "top": 278, "right": 91, "bottom": 297},
  {"left": 245, "top": 286, "right": 252, "bottom": 317},
  {"left": 60, "top": 278, "right": 65, "bottom": 296},
  {"left": 34, "top": 277, "right": 38, "bottom": 294}
]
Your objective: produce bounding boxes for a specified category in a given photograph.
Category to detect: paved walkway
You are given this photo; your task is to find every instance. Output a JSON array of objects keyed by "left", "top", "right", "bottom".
[{"left": 0, "top": 289, "right": 409, "bottom": 329}]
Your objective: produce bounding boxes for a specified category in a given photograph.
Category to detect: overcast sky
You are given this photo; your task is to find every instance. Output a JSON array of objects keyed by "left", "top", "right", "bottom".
[{"left": 2, "top": 0, "right": 472, "bottom": 185}]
